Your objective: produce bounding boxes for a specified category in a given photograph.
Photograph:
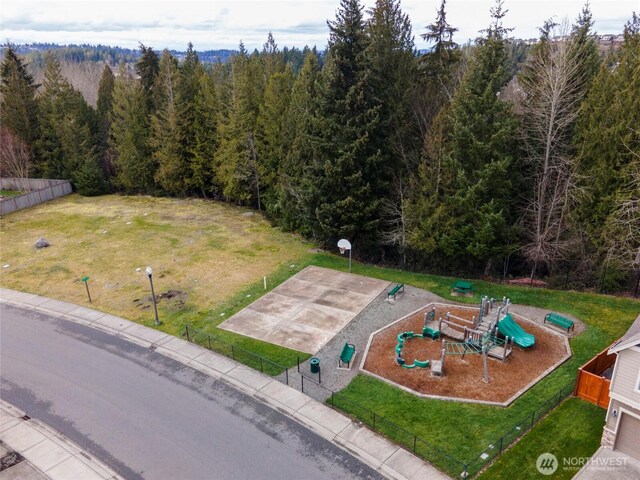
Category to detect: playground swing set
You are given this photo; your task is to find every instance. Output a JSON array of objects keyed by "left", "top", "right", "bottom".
[{"left": 394, "top": 296, "right": 536, "bottom": 383}]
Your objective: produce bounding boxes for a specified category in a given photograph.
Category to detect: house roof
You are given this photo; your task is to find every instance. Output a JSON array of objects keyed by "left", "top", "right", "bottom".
[{"left": 609, "top": 313, "right": 640, "bottom": 354}]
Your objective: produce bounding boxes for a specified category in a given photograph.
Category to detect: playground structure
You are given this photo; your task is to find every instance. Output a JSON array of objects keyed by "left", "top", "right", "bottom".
[
  {"left": 391, "top": 297, "right": 532, "bottom": 382},
  {"left": 361, "top": 293, "right": 569, "bottom": 404},
  {"left": 429, "top": 296, "right": 528, "bottom": 381},
  {"left": 394, "top": 307, "right": 441, "bottom": 371}
]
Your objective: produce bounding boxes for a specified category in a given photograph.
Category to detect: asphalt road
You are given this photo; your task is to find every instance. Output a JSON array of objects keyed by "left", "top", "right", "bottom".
[{"left": 0, "top": 304, "right": 383, "bottom": 480}]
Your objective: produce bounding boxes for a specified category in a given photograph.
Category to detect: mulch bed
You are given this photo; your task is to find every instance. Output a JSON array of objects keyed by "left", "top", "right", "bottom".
[{"left": 362, "top": 304, "right": 569, "bottom": 404}]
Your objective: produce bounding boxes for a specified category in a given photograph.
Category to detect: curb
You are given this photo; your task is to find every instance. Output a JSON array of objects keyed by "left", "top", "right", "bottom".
[
  {"left": 0, "top": 400, "right": 122, "bottom": 480},
  {"left": 0, "top": 288, "right": 451, "bottom": 480}
]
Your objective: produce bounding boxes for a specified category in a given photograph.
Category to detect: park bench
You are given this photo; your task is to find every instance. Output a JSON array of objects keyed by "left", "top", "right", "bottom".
[
  {"left": 338, "top": 342, "right": 357, "bottom": 369},
  {"left": 387, "top": 283, "right": 405, "bottom": 301},
  {"left": 544, "top": 312, "right": 574, "bottom": 332},
  {"left": 452, "top": 280, "right": 474, "bottom": 295}
]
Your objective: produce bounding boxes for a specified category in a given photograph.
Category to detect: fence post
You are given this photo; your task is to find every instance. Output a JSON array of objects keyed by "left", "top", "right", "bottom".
[
  {"left": 301, "top": 375, "right": 305, "bottom": 393},
  {"left": 318, "top": 367, "right": 321, "bottom": 384},
  {"left": 413, "top": 435, "right": 417, "bottom": 453},
  {"left": 185, "top": 325, "right": 190, "bottom": 342},
  {"left": 285, "top": 368, "right": 289, "bottom": 386},
  {"left": 499, "top": 436, "right": 504, "bottom": 454},
  {"left": 297, "top": 356, "right": 300, "bottom": 373},
  {"left": 231, "top": 344, "right": 235, "bottom": 360},
  {"left": 331, "top": 391, "right": 334, "bottom": 406},
  {"left": 373, "top": 412, "right": 376, "bottom": 431},
  {"left": 260, "top": 357, "right": 264, "bottom": 373},
  {"left": 208, "top": 335, "right": 212, "bottom": 350},
  {"left": 557, "top": 389, "right": 563, "bottom": 406},
  {"left": 531, "top": 411, "right": 535, "bottom": 429}
]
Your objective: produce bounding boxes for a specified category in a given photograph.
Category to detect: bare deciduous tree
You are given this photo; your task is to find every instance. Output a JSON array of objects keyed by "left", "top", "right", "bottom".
[
  {"left": 380, "top": 174, "right": 409, "bottom": 264},
  {"left": 518, "top": 20, "right": 588, "bottom": 279},
  {"left": 0, "top": 126, "right": 32, "bottom": 178}
]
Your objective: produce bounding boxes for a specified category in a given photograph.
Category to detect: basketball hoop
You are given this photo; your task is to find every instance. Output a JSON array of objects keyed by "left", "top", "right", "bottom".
[{"left": 337, "top": 239, "right": 352, "bottom": 273}]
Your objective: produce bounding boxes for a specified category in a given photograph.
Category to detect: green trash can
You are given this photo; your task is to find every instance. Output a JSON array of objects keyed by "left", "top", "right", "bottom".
[{"left": 310, "top": 357, "right": 320, "bottom": 374}]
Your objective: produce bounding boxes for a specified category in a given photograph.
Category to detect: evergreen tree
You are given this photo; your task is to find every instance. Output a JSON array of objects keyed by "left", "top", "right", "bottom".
[
  {"left": 73, "top": 156, "right": 110, "bottom": 196},
  {"left": 575, "top": 14, "right": 640, "bottom": 290},
  {"left": 415, "top": 0, "right": 520, "bottom": 273},
  {"left": 364, "top": 0, "right": 418, "bottom": 258},
  {"left": 178, "top": 43, "right": 201, "bottom": 191},
  {"left": 256, "top": 67, "right": 294, "bottom": 216},
  {"left": 310, "top": 0, "right": 383, "bottom": 247},
  {"left": 110, "top": 66, "right": 155, "bottom": 193},
  {"left": 278, "top": 51, "right": 323, "bottom": 233},
  {"left": 150, "top": 50, "right": 186, "bottom": 195},
  {"left": 96, "top": 65, "right": 115, "bottom": 176},
  {"left": 0, "top": 46, "right": 39, "bottom": 155},
  {"left": 190, "top": 64, "right": 220, "bottom": 197},
  {"left": 215, "top": 46, "right": 264, "bottom": 205},
  {"left": 37, "top": 53, "right": 96, "bottom": 180},
  {"left": 570, "top": 2, "right": 600, "bottom": 91},
  {"left": 135, "top": 44, "right": 160, "bottom": 112}
]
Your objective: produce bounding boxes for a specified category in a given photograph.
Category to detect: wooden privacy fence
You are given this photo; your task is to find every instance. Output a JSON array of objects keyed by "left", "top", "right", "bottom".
[
  {"left": 0, "top": 178, "right": 72, "bottom": 215},
  {"left": 574, "top": 344, "right": 616, "bottom": 408}
]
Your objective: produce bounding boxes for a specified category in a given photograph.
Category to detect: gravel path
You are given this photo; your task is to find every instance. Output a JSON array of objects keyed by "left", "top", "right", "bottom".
[{"left": 278, "top": 285, "right": 581, "bottom": 400}]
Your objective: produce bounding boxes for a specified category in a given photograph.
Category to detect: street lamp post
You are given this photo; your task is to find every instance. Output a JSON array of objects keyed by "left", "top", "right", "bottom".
[
  {"left": 337, "top": 239, "right": 352, "bottom": 273},
  {"left": 146, "top": 266, "right": 160, "bottom": 326}
]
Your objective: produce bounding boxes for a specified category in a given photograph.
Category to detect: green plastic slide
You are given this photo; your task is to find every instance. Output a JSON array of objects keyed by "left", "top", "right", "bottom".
[{"left": 498, "top": 314, "right": 535, "bottom": 348}]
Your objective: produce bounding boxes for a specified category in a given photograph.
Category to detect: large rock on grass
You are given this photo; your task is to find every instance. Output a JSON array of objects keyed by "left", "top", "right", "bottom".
[{"left": 34, "top": 237, "right": 50, "bottom": 249}]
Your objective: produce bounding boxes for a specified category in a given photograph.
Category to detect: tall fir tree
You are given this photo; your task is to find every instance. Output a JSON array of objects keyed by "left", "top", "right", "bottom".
[
  {"left": 135, "top": 44, "right": 160, "bottom": 113},
  {"left": 178, "top": 43, "right": 201, "bottom": 192},
  {"left": 0, "top": 46, "right": 39, "bottom": 158},
  {"left": 310, "top": 0, "right": 383, "bottom": 248},
  {"left": 189, "top": 63, "right": 220, "bottom": 197},
  {"left": 415, "top": 0, "right": 520, "bottom": 273},
  {"left": 364, "top": 0, "right": 418, "bottom": 258},
  {"left": 37, "top": 53, "right": 97, "bottom": 181},
  {"left": 110, "top": 65, "right": 155, "bottom": 193},
  {"left": 574, "top": 14, "right": 640, "bottom": 290},
  {"left": 96, "top": 65, "right": 115, "bottom": 177},
  {"left": 150, "top": 50, "right": 186, "bottom": 195},
  {"left": 278, "top": 51, "right": 323, "bottom": 233},
  {"left": 215, "top": 45, "right": 264, "bottom": 205},
  {"left": 256, "top": 66, "right": 294, "bottom": 216}
]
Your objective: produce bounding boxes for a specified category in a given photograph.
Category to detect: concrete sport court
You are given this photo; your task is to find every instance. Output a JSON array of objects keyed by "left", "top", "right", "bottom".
[{"left": 218, "top": 266, "right": 390, "bottom": 354}]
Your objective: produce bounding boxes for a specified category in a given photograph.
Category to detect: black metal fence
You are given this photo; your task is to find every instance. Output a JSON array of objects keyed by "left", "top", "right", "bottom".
[
  {"left": 464, "top": 381, "right": 575, "bottom": 477},
  {"left": 185, "top": 325, "right": 289, "bottom": 380},
  {"left": 184, "top": 324, "right": 575, "bottom": 478}
]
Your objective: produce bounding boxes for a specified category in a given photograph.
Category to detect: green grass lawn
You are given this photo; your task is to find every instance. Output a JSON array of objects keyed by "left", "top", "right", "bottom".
[{"left": 478, "top": 398, "right": 606, "bottom": 479}]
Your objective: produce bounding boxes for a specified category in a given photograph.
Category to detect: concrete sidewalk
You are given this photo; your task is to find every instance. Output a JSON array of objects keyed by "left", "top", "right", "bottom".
[
  {"left": 0, "top": 400, "right": 121, "bottom": 480},
  {"left": 0, "top": 288, "right": 451, "bottom": 480}
]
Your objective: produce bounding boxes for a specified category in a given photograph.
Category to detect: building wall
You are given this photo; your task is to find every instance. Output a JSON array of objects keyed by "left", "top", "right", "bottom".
[
  {"left": 603, "top": 347, "right": 640, "bottom": 449},
  {"left": 610, "top": 348, "right": 640, "bottom": 404}
]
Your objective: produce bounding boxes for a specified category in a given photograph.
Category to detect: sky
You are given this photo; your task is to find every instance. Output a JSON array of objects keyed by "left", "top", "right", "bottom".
[{"left": 0, "top": 0, "right": 636, "bottom": 51}]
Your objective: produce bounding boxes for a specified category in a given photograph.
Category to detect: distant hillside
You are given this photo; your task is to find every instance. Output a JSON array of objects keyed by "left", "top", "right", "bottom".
[{"left": 1, "top": 43, "right": 237, "bottom": 67}]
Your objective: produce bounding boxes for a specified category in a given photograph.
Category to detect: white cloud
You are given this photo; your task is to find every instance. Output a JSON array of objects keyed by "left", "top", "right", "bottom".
[{"left": 0, "top": 0, "right": 636, "bottom": 51}]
